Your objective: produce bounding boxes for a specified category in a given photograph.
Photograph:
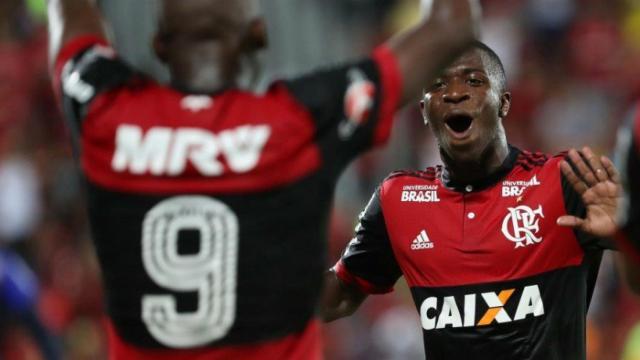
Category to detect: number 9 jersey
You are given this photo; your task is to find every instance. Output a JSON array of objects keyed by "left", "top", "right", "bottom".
[{"left": 52, "top": 35, "right": 401, "bottom": 359}]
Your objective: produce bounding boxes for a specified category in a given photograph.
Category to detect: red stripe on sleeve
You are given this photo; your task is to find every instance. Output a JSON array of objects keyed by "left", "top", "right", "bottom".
[
  {"left": 52, "top": 35, "right": 110, "bottom": 97},
  {"left": 371, "top": 45, "right": 402, "bottom": 146},
  {"left": 333, "top": 260, "right": 393, "bottom": 294}
]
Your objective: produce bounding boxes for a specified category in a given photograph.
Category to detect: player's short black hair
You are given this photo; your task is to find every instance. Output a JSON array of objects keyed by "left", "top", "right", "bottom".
[{"left": 470, "top": 40, "right": 507, "bottom": 93}]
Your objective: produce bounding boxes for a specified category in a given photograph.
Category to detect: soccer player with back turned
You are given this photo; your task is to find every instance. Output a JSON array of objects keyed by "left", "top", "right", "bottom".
[
  {"left": 322, "top": 42, "right": 621, "bottom": 360},
  {"left": 46, "top": 0, "right": 480, "bottom": 358}
]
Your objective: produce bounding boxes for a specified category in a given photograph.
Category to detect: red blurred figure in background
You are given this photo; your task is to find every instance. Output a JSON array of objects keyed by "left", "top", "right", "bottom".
[{"left": 46, "top": 0, "right": 480, "bottom": 358}]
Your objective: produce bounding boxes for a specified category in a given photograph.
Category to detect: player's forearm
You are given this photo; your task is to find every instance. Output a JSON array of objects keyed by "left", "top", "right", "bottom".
[
  {"left": 388, "top": 0, "right": 480, "bottom": 106},
  {"left": 320, "top": 270, "right": 367, "bottom": 322},
  {"left": 47, "top": 0, "right": 107, "bottom": 67}
]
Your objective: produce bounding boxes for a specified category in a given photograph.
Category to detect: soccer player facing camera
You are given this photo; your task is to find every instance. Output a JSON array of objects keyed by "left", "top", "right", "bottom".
[
  {"left": 323, "top": 42, "right": 621, "bottom": 360},
  {"left": 47, "top": 0, "right": 480, "bottom": 358}
]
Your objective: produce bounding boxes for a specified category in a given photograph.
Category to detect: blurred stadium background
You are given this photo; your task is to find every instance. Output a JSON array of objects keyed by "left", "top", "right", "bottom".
[{"left": 1, "top": 0, "right": 640, "bottom": 358}]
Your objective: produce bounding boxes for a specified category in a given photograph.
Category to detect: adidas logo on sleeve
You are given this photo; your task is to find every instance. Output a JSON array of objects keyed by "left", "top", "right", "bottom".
[{"left": 411, "top": 230, "right": 434, "bottom": 250}]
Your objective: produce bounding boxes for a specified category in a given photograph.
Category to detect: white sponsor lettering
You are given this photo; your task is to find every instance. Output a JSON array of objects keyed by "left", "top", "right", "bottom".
[
  {"left": 112, "top": 124, "right": 271, "bottom": 176},
  {"left": 513, "top": 285, "right": 545, "bottom": 320},
  {"left": 502, "top": 175, "right": 541, "bottom": 198},
  {"left": 402, "top": 184, "right": 439, "bottom": 191},
  {"left": 420, "top": 285, "right": 544, "bottom": 331},
  {"left": 401, "top": 190, "right": 440, "bottom": 203}
]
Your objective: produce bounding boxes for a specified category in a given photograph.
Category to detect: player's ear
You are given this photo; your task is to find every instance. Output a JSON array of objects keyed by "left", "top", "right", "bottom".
[
  {"left": 242, "top": 18, "right": 268, "bottom": 53},
  {"left": 499, "top": 92, "right": 512, "bottom": 118},
  {"left": 420, "top": 100, "right": 429, "bottom": 125},
  {"left": 420, "top": 90, "right": 431, "bottom": 125},
  {"left": 153, "top": 33, "right": 169, "bottom": 64}
]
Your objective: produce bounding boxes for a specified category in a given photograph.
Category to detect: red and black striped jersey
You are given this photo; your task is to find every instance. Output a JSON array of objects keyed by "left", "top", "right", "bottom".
[
  {"left": 53, "top": 35, "right": 401, "bottom": 359},
  {"left": 615, "top": 103, "right": 640, "bottom": 261},
  {"left": 335, "top": 146, "right": 612, "bottom": 360}
]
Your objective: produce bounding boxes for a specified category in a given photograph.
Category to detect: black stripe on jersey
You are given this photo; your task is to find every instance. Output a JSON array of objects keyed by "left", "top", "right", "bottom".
[
  {"left": 84, "top": 172, "right": 331, "bottom": 348},
  {"left": 341, "top": 187, "right": 402, "bottom": 290},
  {"left": 60, "top": 46, "right": 136, "bottom": 130},
  {"left": 283, "top": 59, "right": 385, "bottom": 179},
  {"left": 623, "top": 131, "right": 640, "bottom": 246},
  {"left": 410, "top": 261, "right": 598, "bottom": 360}
]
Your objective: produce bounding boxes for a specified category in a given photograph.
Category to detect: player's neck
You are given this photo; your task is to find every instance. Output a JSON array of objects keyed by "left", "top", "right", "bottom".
[
  {"left": 169, "top": 60, "right": 239, "bottom": 94},
  {"left": 443, "top": 140, "right": 510, "bottom": 187},
  {"left": 170, "top": 76, "right": 236, "bottom": 95}
]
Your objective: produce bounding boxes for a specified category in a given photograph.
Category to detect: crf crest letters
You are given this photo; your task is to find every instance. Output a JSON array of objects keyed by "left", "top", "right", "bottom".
[{"left": 501, "top": 205, "right": 544, "bottom": 248}]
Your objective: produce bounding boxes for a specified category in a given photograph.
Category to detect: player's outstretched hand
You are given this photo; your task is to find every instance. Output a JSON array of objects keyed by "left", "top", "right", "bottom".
[
  {"left": 557, "top": 147, "right": 621, "bottom": 237},
  {"left": 421, "top": 0, "right": 482, "bottom": 37}
]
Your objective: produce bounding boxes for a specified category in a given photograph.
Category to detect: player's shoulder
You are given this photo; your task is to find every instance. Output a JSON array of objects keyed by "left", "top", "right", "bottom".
[
  {"left": 513, "top": 149, "right": 559, "bottom": 171},
  {"left": 510, "top": 149, "right": 571, "bottom": 186},
  {"left": 381, "top": 166, "right": 443, "bottom": 188},
  {"left": 237, "top": 81, "right": 309, "bottom": 111},
  {"left": 87, "top": 77, "right": 164, "bottom": 114}
]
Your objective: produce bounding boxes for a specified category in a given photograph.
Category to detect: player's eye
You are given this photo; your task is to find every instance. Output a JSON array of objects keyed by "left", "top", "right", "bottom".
[
  {"left": 467, "top": 78, "right": 484, "bottom": 86},
  {"left": 430, "top": 80, "right": 446, "bottom": 91}
]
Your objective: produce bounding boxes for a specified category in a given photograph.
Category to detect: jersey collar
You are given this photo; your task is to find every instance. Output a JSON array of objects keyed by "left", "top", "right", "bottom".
[{"left": 442, "top": 145, "right": 521, "bottom": 193}]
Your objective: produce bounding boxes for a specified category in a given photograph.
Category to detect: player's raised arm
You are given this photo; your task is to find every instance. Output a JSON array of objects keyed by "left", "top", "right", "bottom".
[
  {"left": 47, "top": 0, "right": 107, "bottom": 67},
  {"left": 389, "top": 0, "right": 480, "bottom": 106}
]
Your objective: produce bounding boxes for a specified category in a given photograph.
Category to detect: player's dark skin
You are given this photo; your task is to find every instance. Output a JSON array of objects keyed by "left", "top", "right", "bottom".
[
  {"left": 322, "top": 48, "right": 621, "bottom": 321},
  {"left": 421, "top": 49, "right": 511, "bottom": 185},
  {"left": 48, "top": 0, "right": 480, "bottom": 104},
  {"left": 47, "top": 0, "right": 485, "bottom": 346}
]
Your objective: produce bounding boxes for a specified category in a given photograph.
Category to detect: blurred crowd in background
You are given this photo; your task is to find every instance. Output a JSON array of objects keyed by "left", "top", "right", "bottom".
[{"left": 1, "top": 0, "right": 640, "bottom": 359}]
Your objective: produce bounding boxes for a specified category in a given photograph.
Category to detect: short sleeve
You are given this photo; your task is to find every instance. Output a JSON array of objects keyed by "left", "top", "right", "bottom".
[
  {"left": 283, "top": 46, "right": 402, "bottom": 175},
  {"left": 53, "top": 35, "right": 136, "bottom": 134},
  {"left": 560, "top": 158, "right": 616, "bottom": 251},
  {"left": 334, "top": 187, "right": 402, "bottom": 294}
]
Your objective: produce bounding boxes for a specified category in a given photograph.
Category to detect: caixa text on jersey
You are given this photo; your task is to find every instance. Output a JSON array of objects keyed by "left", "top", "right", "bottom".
[{"left": 420, "top": 284, "right": 544, "bottom": 330}]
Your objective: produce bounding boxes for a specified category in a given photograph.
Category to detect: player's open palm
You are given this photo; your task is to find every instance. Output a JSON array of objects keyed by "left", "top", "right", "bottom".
[
  {"left": 423, "top": 0, "right": 482, "bottom": 36},
  {"left": 557, "top": 147, "right": 621, "bottom": 238}
]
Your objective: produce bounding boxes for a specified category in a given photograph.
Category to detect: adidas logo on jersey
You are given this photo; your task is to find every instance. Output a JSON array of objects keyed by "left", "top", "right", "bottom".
[{"left": 411, "top": 230, "right": 434, "bottom": 250}]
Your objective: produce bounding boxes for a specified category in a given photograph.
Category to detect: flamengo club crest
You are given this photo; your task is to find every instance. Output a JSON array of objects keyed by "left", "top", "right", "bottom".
[
  {"left": 338, "top": 68, "right": 375, "bottom": 139},
  {"left": 501, "top": 205, "right": 544, "bottom": 248}
]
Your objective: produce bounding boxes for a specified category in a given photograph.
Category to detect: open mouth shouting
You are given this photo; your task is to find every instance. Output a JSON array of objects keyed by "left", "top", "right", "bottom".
[{"left": 444, "top": 112, "right": 474, "bottom": 141}]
